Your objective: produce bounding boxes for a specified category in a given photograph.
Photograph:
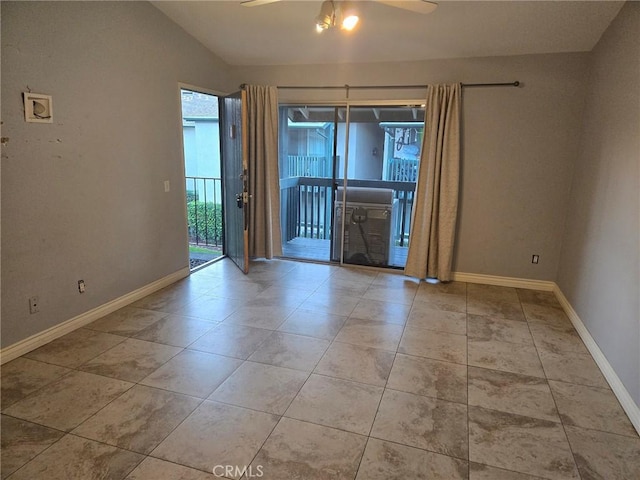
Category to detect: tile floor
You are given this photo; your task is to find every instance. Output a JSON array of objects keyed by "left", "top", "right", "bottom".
[{"left": 2, "top": 258, "right": 639, "bottom": 479}]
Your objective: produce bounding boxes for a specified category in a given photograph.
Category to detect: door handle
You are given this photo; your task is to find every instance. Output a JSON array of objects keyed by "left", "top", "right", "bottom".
[{"left": 236, "top": 193, "right": 243, "bottom": 209}]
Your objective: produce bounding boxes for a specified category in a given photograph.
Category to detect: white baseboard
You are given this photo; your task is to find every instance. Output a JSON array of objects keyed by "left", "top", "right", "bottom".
[
  {"left": 0, "top": 267, "right": 190, "bottom": 365},
  {"left": 452, "top": 272, "right": 555, "bottom": 291},
  {"left": 553, "top": 284, "right": 640, "bottom": 436}
]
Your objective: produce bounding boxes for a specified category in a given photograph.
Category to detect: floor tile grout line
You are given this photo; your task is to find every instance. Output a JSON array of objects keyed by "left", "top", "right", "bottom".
[
  {"left": 238, "top": 360, "right": 317, "bottom": 478},
  {"left": 355, "top": 277, "right": 448, "bottom": 478},
  {"left": 466, "top": 403, "right": 563, "bottom": 425},
  {"left": 3, "top": 430, "right": 148, "bottom": 480},
  {"left": 66, "top": 352, "right": 211, "bottom": 462},
  {"left": 141, "top": 397, "right": 245, "bottom": 474},
  {"left": 23, "top": 327, "right": 130, "bottom": 371},
  {"left": 522, "top": 291, "right": 582, "bottom": 479},
  {"left": 466, "top": 284, "right": 579, "bottom": 480},
  {"left": 198, "top": 260, "right": 636, "bottom": 474},
  {"left": 3, "top": 356, "right": 144, "bottom": 432},
  {"left": 355, "top": 274, "right": 404, "bottom": 476},
  {"left": 465, "top": 281, "right": 471, "bottom": 480},
  {"left": 132, "top": 321, "right": 221, "bottom": 350},
  {"left": 469, "top": 462, "right": 551, "bottom": 480},
  {"left": 542, "top": 366, "right": 584, "bottom": 478},
  {"left": 1, "top": 412, "right": 69, "bottom": 436},
  {"left": 359, "top": 434, "right": 476, "bottom": 473},
  {"left": 5, "top": 260, "right": 638, "bottom": 478},
  {"left": 366, "top": 429, "right": 472, "bottom": 465},
  {"left": 266, "top": 269, "right": 376, "bottom": 478},
  {"left": 1, "top": 365, "right": 78, "bottom": 413},
  {"left": 193, "top": 396, "right": 285, "bottom": 419},
  {"left": 10, "top": 315, "right": 232, "bottom": 470},
  {"left": 73, "top": 342, "right": 187, "bottom": 385},
  {"left": 135, "top": 378, "right": 232, "bottom": 403}
]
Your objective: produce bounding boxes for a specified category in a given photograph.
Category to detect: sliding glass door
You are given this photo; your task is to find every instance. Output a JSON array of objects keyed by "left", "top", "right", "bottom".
[
  {"left": 279, "top": 102, "right": 424, "bottom": 269},
  {"left": 339, "top": 105, "right": 424, "bottom": 268},
  {"left": 279, "top": 105, "right": 345, "bottom": 262}
]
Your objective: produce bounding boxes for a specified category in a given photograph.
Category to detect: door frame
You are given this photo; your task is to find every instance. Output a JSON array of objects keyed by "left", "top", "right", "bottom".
[{"left": 177, "top": 83, "right": 231, "bottom": 271}]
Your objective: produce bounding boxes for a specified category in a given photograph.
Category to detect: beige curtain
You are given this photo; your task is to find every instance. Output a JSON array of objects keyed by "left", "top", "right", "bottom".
[
  {"left": 245, "top": 85, "right": 282, "bottom": 258},
  {"left": 404, "top": 83, "right": 461, "bottom": 281}
]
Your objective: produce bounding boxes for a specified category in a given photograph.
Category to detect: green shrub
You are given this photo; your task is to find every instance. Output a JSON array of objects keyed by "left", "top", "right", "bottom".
[
  {"left": 186, "top": 190, "right": 199, "bottom": 203},
  {"left": 187, "top": 202, "right": 223, "bottom": 246}
]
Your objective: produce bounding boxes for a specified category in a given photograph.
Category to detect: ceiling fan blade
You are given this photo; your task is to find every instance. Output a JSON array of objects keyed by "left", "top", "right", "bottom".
[
  {"left": 376, "top": 0, "right": 438, "bottom": 15},
  {"left": 240, "top": 0, "right": 281, "bottom": 7}
]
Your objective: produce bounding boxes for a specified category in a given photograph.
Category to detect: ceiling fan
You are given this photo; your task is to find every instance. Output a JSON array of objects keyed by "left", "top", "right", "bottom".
[{"left": 241, "top": 0, "right": 438, "bottom": 32}]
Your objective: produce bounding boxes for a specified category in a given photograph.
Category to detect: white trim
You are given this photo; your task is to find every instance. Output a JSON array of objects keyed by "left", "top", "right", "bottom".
[
  {"left": 451, "top": 272, "right": 555, "bottom": 291},
  {"left": 553, "top": 285, "right": 640, "bottom": 436},
  {"left": 0, "top": 267, "right": 190, "bottom": 365},
  {"left": 178, "top": 82, "right": 228, "bottom": 98}
]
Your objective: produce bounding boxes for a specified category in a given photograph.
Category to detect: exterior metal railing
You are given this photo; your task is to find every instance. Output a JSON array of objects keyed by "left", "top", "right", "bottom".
[
  {"left": 387, "top": 158, "right": 419, "bottom": 182},
  {"left": 280, "top": 176, "right": 415, "bottom": 247},
  {"left": 286, "top": 155, "right": 332, "bottom": 178},
  {"left": 185, "top": 172, "right": 414, "bottom": 252},
  {"left": 185, "top": 176, "right": 223, "bottom": 247}
]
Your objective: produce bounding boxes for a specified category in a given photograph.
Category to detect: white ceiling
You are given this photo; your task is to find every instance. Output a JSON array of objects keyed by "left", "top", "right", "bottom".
[{"left": 151, "top": 0, "right": 624, "bottom": 66}]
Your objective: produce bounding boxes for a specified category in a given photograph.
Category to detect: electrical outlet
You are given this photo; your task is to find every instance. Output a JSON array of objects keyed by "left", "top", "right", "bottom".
[
  {"left": 29, "top": 296, "right": 39, "bottom": 314},
  {"left": 164, "top": 180, "right": 170, "bottom": 192},
  {"left": 78, "top": 280, "right": 86, "bottom": 293},
  {"left": 532, "top": 254, "right": 540, "bottom": 264}
]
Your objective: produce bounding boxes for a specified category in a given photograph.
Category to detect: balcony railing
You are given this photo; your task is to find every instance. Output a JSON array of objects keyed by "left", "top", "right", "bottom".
[
  {"left": 280, "top": 176, "right": 415, "bottom": 248},
  {"left": 387, "top": 158, "right": 418, "bottom": 182},
  {"left": 186, "top": 169, "right": 415, "bottom": 258},
  {"left": 185, "top": 176, "right": 223, "bottom": 248},
  {"left": 286, "top": 155, "right": 332, "bottom": 177}
]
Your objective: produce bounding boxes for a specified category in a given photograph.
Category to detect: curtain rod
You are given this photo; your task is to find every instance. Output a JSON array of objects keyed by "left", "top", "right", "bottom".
[{"left": 239, "top": 81, "right": 520, "bottom": 90}]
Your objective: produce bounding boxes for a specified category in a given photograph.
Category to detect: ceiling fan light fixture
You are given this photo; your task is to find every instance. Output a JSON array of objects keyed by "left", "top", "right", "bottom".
[
  {"left": 315, "top": 15, "right": 331, "bottom": 32},
  {"left": 315, "top": 0, "right": 335, "bottom": 32},
  {"left": 340, "top": 2, "right": 359, "bottom": 31},
  {"left": 314, "top": 0, "right": 359, "bottom": 33},
  {"left": 341, "top": 14, "right": 359, "bottom": 31}
]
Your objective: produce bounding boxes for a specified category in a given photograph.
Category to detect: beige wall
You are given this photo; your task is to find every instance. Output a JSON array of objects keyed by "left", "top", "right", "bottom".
[
  {"left": 233, "top": 53, "right": 589, "bottom": 280},
  {"left": 1, "top": 1, "right": 234, "bottom": 347},
  {"left": 557, "top": 2, "right": 640, "bottom": 405}
]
